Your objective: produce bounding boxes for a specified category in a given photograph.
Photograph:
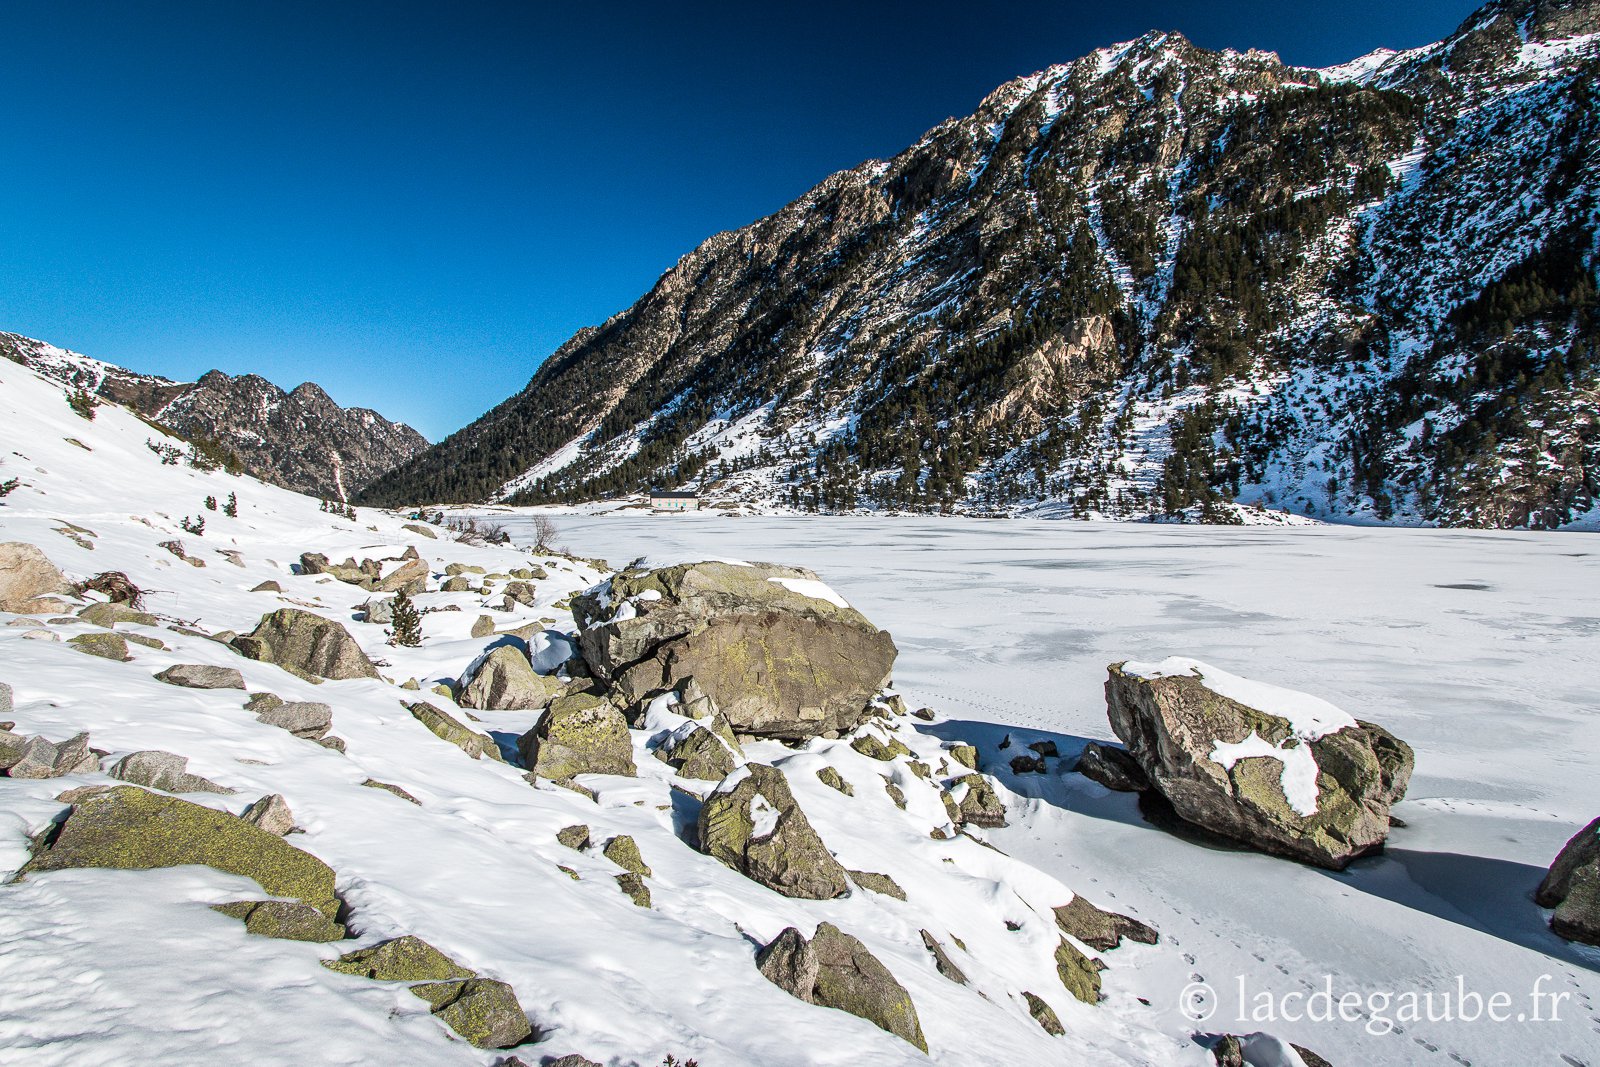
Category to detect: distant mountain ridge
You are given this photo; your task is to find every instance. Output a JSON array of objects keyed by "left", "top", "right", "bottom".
[
  {"left": 0, "top": 332, "right": 427, "bottom": 499},
  {"left": 360, "top": 0, "right": 1600, "bottom": 529}
]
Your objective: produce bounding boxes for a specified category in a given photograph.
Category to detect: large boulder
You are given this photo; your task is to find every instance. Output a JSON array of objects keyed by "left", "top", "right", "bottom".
[
  {"left": 1536, "top": 817, "right": 1600, "bottom": 945},
  {"left": 458, "top": 645, "right": 564, "bottom": 711},
  {"left": 573, "top": 561, "right": 897, "bottom": 741},
  {"left": 0, "top": 542, "right": 72, "bottom": 613},
  {"left": 232, "top": 609, "right": 379, "bottom": 681},
  {"left": 25, "top": 786, "right": 342, "bottom": 923},
  {"left": 698, "top": 763, "right": 849, "bottom": 899},
  {"left": 756, "top": 922, "right": 927, "bottom": 1051},
  {"left": 1105, "top": 658, "right": 1413, "bottom": 870},
  {"left": 517, "top": 691, "right": 635, "bottom": 781}
]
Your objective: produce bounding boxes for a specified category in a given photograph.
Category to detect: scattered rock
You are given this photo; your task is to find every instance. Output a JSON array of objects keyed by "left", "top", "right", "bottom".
[
  {"left": 850, "top": 732, "right": 912, "bottom": 761},
  {"left": 1211, "top": 1033, "right": 1334, "bottom": 1067},
  {"left": 556, "top": 824, "right": 590, "bottom": 851},
  {"left": 1536, "top": 816, "right": 1600, "bottom": 945},
  {"left": 1075, "top": 741, "right": 1151, "bottom": 792},
  {"left": 26, "top": 785, "right": 341, "bottom": 922},
  {"left": 472, "top": 615, "right": 496, "bottom": 638},
  {"left": 884, "top": 778, "right": 908, "bottom": 810},
  {"left": 155, "top": 663, "right": 246, "bottom": 690},
  {"left": 698, "top": 763, "right": 849, "bottom": 899},
  {"left": 361, "top": 597, "right": 395, "bottom": 625},
  {"left": 1105, "top": 660, "right": 1414, "bottom": 869},
  {"left": 849, "top": 870, "right": 906, "bottom": 900},
  {"left": 948, "top": 743, "right": 978, "bottom": 769},
  {"left": 4, "top": 731, "right": 98, "bottom": 778},
  {"left": 68, "top": 632, "right": 130, "bottom": 661},
  {"left": 1054, "top": 937, "right": 1104, "bottom": 1004},
  {"left": 410, "top": 978, "right": 533, "bottom": 1049},
  {"left": 444, "top": 563, "right": 485, "bottom": 576},
  {"left": 362, "top": 778, "right": 421, "bottom": 804},
  {"left": 325, "top": 935, "right": 476, "bottom": 981},
  {"left": 251, "top": 580, "right": 282, "bottom": 593},
  {"left": 615, "top": 873, "right": 651, "bottom": 907},
  {"left": 441, "top": 576, "right": 472, "bottom": 592},
  {"left": 517, "top": 692, "right": 636, "bottom": 781},
  {"left": 655, "top": 717, "right": 742, "bottom": 781},
  {"left": 0, "top": 682, "right": 11, "bottom": 717},
  {"left": 78, "top": 602, "right": 159, "bottom": 628},
  {"left": 316, "top": 734, "right": 348, "bottom": 753},
  {"left": 947, "top": 773, "right": 1007, "bottom": 828},
  {"left": 158, "top": 540, "right": 205, "bottom": 567},
  {"left": 402, "top": 523, "right": 437, "bottom": 539},
  {"left": 919, "top": 929, "right": 967, "bottom": 984},
  {"left": 756, "top": 922, "right": 926, "bottom": 1051},
  {"left": 601, "top": 834, "right": 651, "bottom": 877},
  {"left": 212, "top": 899, "right": 344, "bottom": 942},
  {"left": 232, "top": 608, "right": 379, "bottom": 681},
  {"left": 573, "top": 561, "right": 897, "bottom": 741},
  {"left": 1022, "top": 992, "right": 1064, "bottom": 1036},
  {"left": 502, "top": 581, "right": 537, "bottom": 606},
  {"left": 1010, "top": 754, "right": 1045, "bottom": 774},
  {"left": 459, "top": 645, "right": 564, "bottom": 711},
  {"left": 1053, "top": 895, "right": 1159, "bottom": 951},
  {"left": 109, "top": 750, "right": 234, "bottom": 794},
  {"left": 816, "top": 766, "right": 854, "bottom": 795},
  {"left": 240, "top": 793, "right": 296, "bottom": 835},
  {"left": 1029, "top": 740, "right": 1060, "bottom": 758},
  {"left": 0, "top": 541, "right": 72, "bottom": 613},
  {"left": 538, "top": 1056, "right": 601, "bottom": 1067},
  {"left": 408, "top": 701, "right": 503, "bottom": 761}
]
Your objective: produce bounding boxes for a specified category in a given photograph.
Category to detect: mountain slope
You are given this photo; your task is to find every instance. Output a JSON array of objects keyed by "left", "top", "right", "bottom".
[
  {"left": 359, "top": 0, "right": 1600, "bottom": 529},
  {"left": 1, "top": 332, "right": 427, "bottom": 500}
]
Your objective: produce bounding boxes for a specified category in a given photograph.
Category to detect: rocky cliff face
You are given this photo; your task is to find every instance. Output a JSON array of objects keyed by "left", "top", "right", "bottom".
[
  {"left": 0, "top": 333, "right": 427, "bottom": 499},
  {"left": 360, "top": 0, "right": 1600, "bottom": 528}
]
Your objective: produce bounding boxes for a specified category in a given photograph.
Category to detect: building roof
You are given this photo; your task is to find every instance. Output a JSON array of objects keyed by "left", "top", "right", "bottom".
[{"left": 650, "top": 490, "right": 699, "bottom": 499}]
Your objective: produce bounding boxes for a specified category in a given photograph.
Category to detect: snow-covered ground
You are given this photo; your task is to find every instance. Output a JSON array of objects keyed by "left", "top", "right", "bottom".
[{"left": 489, "top": 509, "right": 1600, "bottom": 1067}]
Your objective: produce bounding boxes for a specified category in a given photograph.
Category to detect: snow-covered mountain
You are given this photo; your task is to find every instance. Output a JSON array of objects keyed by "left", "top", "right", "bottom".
[
  {"left": 360, "top": 0, "right": 1600, "bottom": 529},
  {"left": 1, "top": 332, "right": 428, "bottom": 501}
]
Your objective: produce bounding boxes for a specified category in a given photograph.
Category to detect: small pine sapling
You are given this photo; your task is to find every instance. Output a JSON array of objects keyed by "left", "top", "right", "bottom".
[
  {"left": 66, "top": 386, "right": 99, "bottom": 420},
  {"left": 180, "top": 515, "right": 206, "bottom": 536},
  {"left": 222, "top": 492, "right": 238, "bottom": 517},
  {"left": 0, "top": 477, "right": 19, "bottom": 499},
  {"left": 388, "top": 589, "right": 422, "bottom": 647},
  {"left": 204, "top": 495, "right": 217, "bottom": 512}
]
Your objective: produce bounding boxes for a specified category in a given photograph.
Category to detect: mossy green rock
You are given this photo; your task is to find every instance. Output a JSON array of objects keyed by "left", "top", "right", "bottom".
[
  {"left": 324, "top": 935, "right": 476, "bottom": 981},
  {"left": 78, "top": 602, "right": 159, "bottom": 628},
  {"left": 1054, "top": 937, "right": 1104, "bottom": 1004},
  {"left": 656, "top": 719, "right": 741, "bottom": 781},
  {"left": 615, "top": 872, "right": 652, "bottom": 907},
  {"left": 849, "top": 870, "right": 906, "bottom": 900},
  {"left": 410, "top": 978, "right": 533, "bottom": 1049},
  {"left": 1053, "top": 894, "right": 1159, "bottom": 951},
  {"left": 407, "top": 701, "right": 503, "bottom": 761},
  {"left": 817, "top": 766, "right": 854, "bottom": 795},
  {"left": 698, "top": 763, "right": 848, "bottom": 899},
  {"left": 68, "top": 631, "right": 130, "bottom": 661},
  {"left": 213, "top": 899, "right": 345, "bottom": 942},
  {"left": 757, "top": 922, "right": 926, "bottom": 1052},
  {"left": 1105, "top": 663, "right": 1414, "bottom": 869},
  {"left": 919, "top": 929, "right": 967, "bottom": 984},
  {"left": 517, "top": 691, "right": 636, "bottom": 781},
  {"left": 458, "top": 645, "right": 563, "bottom": 711},
  {"left": 573, "top": 561, "right": 897, "bottom": 742},
  {"left": 602, "top": 834, "right": 651, "bottom": 877},
  {"left": 26, "top": 786, "right": 340, "bottom": 919},
  {"left": 850, "top": 732, "right": 912, "bottom": 761},
  {"left": 1023, "top": 991, "right": 1065, "bottom": 1035},
  {"left": 948, "top": 773, "right": 1007, "bottom": 827},
  {"left": 556, "top": 823, "right": 590, "bottom": 851},
  {"left": 232, "top": 608, "right": 378, "bottom": 681}
]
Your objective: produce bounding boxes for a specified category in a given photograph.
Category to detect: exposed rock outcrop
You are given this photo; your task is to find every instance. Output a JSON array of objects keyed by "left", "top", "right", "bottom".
[
  {"left": 1536, "top": 817, "right": 1600, "bottom": 945},
  {"left": 516, "top": 691, "right": 635, "bottom": 781},
  {"left": 0, "top": 542, "right": 72, "bottom": 614},
  {"left": 756, "top": 922, "right": 927, "bottom": 1051},
  {"left": 232, "top": 609, "right": 379, "bottom": 681},
  {"left": 698, "top": 763, "right": 849, "bottom": 899},
  {"left": 458, "top": 645, "right": 563, "bottom": 711}
]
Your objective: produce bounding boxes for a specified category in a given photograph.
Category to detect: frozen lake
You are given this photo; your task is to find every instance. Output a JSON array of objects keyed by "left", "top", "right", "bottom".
[{"left": 501, "top": 513, "right": 1600, "bottom": 1066}]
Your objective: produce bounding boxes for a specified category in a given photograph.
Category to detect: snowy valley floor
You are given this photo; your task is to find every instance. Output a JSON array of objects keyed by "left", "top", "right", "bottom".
[{"left": 501, "top": 511, "right": 1600, "bottom": 1067}]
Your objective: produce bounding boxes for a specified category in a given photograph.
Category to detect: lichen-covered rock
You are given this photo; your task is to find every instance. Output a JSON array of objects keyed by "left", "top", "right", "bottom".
[
  {"left": 1054, "top": 937, "right": 1104, "bottom": 1004},
  {"left": 251, "top": 580, "right": 282, "bottom": 593},
  {"left": 410, "top": 978, "right": 533, "bottom": 1050},
  {"left": 4, "top": 732, "right": 98, "bottom": 778},
  {"left": 947, "top": 773, "right": 1007, "bottom": 828},
  {"left": 851, "top": 732, "right": 912, "bottom": 761},
  {"left": 517, "top": 691, "right": 636, "bottom": 781},
  {"left": 1076, "top": 741, "right": 1151, "bottom": 792},
  {"left": 756, "top": 922, "right": 927, "bottom": 1051},
  {"left": 361, "top": 597, "right": 395, "bottom": 625},
  {"left": 655, "top": 717, "right": 742, "bottom": 781},
  {"left": 1053, "top": 895, "right": 1159, "bottom": 951},
  {"left": 556, "top": 824, "right": 590, "bottom": 851},
  {"left": 1536, "top": 817, "right": 1600, "bottom": 945},
  {"left": 698, "top": 763, "right": 849, "bottom": 899},
  {"left": 471, "top": 615, "right": 496, "bottom": 638},
  {"left": 1022, "top": 992, "right": 1064, "bottom": 1036},
  {"left": 408, "top": 701, "right": 503, "bottom": 761},
  {"left": 26, "top": 786, "right": 341, "bottom": 920},
  {"left": 78, "top": 602, "right": 159, "bottom": 628},
  {"left": 615, "top": 872, "right": 652, "bottom": 907},
  {"left": 502, "top": 581, "right": 537, "bottom": 606},
  {"left": 948, "top": 743, "right": 978, "bottom": 769},
  {"left": 324, "top": 935, "right": 476, "bottom": 981},
  {"left": 154, "top": 663, "right": 246, "bottom": 690},
  {"left": 240, "top": 793, "right": 296, "bottom": 835},
  {"left": 849, "top": 870, "right": 906, "bottom": 900},
  {"left": 1105, "top": 659, "right": 1414, "bottom": 869},
  {"left": 212, "top": 899, "right": 344, "bottom": 942},
  {"left": 441, "top": 576, "right": 471, "bottom": 593},
  {"left": 363, "top": 778, "right": 421, "bottom": 804},
  {"left": 458, "top": 645, "right": 563, "bottom": 711},
  {"left": 573, "top": 561, "right": 897, "bottom": 741},
  {"left": 109, "top": 750, "right": 233, "bottom": 794},
  {"left": 253, "top": 698, "right": 334, "bottom": 740},
  {"left": 919, "top": 929, "right": 967, "bottom": 984},
  {"left": 68, "top": 631, "right": 130, "bottom": 661},
  {"left": 601, "top": 834, "right": 651, "bottom": 877},
  {"left": 232, "top": 609, "right": 379, "bottom": 681},
  {"left": 0, "top": 541, "right": 72, "bottom": 613},
  {"left": 817, "top": 766, "right": 854, "bottom": 795}
]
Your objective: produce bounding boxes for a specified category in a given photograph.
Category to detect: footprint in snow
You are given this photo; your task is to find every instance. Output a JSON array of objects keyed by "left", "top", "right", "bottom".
[
  {"left": 1564, "top": 1055, "right": 1591, "bottom": 1067},
  {"left": 1182, "top": 953, "right": 1196, "bottom": 965},
  {"left": 1189, "top": 973, "right": 1204, "bottom": 983},
  {"left": 1413, "top": 1037, "right": 1439, "bottom": 1052},
  {"left": 1448, "top": 1053, "right": 1471, "bottom": 1066}
]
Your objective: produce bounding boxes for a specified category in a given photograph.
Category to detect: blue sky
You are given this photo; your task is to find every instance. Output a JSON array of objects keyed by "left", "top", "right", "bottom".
[{"left": 0, "top": 1, "right": 1483, "bottom": 439}]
